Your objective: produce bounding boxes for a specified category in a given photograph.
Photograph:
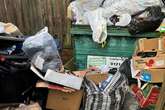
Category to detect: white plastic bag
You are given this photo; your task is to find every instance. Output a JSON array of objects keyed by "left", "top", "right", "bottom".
[
  {"left": 77, "top": 0, "right": 103, "bottom": 11},
  {"left": 103, "top": 0, "right": 163, "bottom": 19},
  {"left": 102, "top": 0, "right": 122, "bottom": 8},
  {"left": 69, "top": 1, "right": 85, "bottom": 24},
  {"left": 85, "top": 8, "right": 107, "bottom": 44},
  {"left": 69, "top": 0, "right": 103, "bottom": 24}
]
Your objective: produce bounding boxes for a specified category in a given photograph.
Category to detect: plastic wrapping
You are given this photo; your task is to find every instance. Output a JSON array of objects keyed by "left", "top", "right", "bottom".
[
  {"left": 31, "top": 46, "right": 62, "bottom": 73},
  {"left": 23, "top": 27, "right": 62, "bottom": 72},
  {"left": 23, "top": 27, "right": 58, "bottom": 57},
  {"left": 128, "top": 6, "right": 165, "bottom": 34},
  {"left": 69, "top": 0, "right": 163, "bottom": 44},
  {"left": 84, "top": 8, "right": 107, "bottom": 43},
  {"left": 102, "top": 0, "right": 121, "bottom": 8},
  {"left": 75, "top": 0, "right": 102, "bottom": 12},
  {"left": 69, "top": 0, "right": 163, "bottom": 24},
  {"left": 69, "top": 1, "right": 86, "bottom": 24},
  {"left": 103, "top": 0, "right": 162, "bottom": 19},
  {"left": 69, "top": 0, "right": 102, "bottom": 24}
]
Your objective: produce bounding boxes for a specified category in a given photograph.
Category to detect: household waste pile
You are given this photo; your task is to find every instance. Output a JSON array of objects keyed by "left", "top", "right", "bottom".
[
  {"left": 68, "top": 0, "right": 165, "bottom": 43},
  {"left": 1, "top": 10, "right": 165, "bottom": 110},
  {"left": 0, "top": 23, "right": 164, "bottom": 110}
]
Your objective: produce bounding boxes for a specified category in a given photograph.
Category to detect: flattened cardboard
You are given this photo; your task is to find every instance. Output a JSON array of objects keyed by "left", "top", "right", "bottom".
[
  {"left": 46, "top": 90, "right": 83, "bottom": 110},
  {"left": 45, "top": 69, "right": 83, "bottom": 90},
  {"left": 31, "top": 65, "right": 83, "bottom": 90}
]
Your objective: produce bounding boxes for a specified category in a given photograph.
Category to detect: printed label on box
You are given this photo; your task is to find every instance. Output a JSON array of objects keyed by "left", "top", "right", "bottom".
[
  {"left": 87, "top": 56, "right": 106, "bottom": 68},
  {"left": 87, "top": 55, "right": 127, "bottom": 69},
  {"left": 106, "top": 57, "right": 126, "bottom": 68}
]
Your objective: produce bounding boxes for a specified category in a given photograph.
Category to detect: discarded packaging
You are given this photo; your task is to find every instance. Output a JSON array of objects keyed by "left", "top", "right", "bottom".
[
  {"left": 0, "top": 22, "right": 23, "bottom": 36},
  {"left": 132, "top": 84, "right": 160, "bottom": 108},
  {"left": 133, "top": 51, "right": 165, "bottom": 69},
  {"left": 139, "top": 69, "right": 165, "bottom": 83},
  {"left": 31, "top": 65, "right": 83, "bottom": 90},
  {"left": 23, "top": 27, "right": 63, "bottom": 72},
  {"left": 138, "top": 37, "right": 165, "bottom": 52},
  {"left": 46, "top": 90, "right": 83, "bottom": 110}
]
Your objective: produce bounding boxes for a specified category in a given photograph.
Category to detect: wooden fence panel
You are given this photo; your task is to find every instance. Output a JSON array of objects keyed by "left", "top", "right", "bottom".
[{"left": 0, "top": 0, "right": 69, "bottom": 42}]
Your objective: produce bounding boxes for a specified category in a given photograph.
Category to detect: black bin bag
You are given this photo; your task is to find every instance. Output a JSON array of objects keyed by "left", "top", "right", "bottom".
[
  {"left": 128, "top": 6, "right": 165, "bottom": 34},
  {"left": 0, "top": 56, "right": 38, "bottom": 103},
  {"left": 119, "top": 58, "right": 137, "bottom": 85}
]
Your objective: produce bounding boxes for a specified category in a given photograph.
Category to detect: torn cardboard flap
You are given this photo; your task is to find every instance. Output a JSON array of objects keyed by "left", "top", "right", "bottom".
[{"left": 30, "top": 65, "right": 83, "bottom": 90}]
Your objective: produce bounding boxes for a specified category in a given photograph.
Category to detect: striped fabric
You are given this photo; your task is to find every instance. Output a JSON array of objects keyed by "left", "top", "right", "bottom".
[{"left": 84, "top": 72, "right": 128, "bottom": 110}]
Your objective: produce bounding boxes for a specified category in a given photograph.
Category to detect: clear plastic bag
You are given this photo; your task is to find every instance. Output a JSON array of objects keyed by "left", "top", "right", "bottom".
[
  {"left": 31, "top": 46, "right": 62, "bottom": 73},
  {"left": 23, "top": 27, "right": 57, "bottom": 57},
  {"left": 22, "top": 27, "right": 62, "bottom": 72}
]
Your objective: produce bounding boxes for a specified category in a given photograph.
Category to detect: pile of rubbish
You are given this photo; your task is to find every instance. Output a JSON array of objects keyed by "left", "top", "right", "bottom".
[
  {"left": 68, "top": 0, "right": 165, "bottom": 43},
  {"left": 0, "top": 23, "right": 164, "bottom": 110},
  {"left": 0, "top": 4, "right": 165, "bottom": 109}
]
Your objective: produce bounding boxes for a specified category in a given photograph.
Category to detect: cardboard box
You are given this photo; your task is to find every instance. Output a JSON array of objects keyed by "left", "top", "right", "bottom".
[
  {"left": 138, "top": 38, "right": 159, "bottom": 51},
  {"left": 138, "top": 37, "right": 165, "bottom": 52},
  {"left": 46, "top": 90, "right": 83, "bottom": 110},
  {"left": 133, "top": 52, "right": 165, "bottom": 69},
  {"left": 139, "top": 69, "right": 165, "bottom": 83},
  {"left": 86, "top": 73, "right": 109, "bottom": 85},
  {"left": 31, "top": 65, "right": 83, "bottom": 90},
  {"left": 132, "top": 84, "right": 160, "bottom": 108}
]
